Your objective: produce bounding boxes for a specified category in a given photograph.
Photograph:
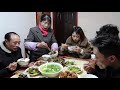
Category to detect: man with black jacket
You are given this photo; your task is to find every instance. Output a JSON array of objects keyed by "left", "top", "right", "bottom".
[
  {"left": 84, "top": 24, "right": 120, "bottom": 78},
  {"left": 0, "top": 32, "right": 22, "bottom": 77}
]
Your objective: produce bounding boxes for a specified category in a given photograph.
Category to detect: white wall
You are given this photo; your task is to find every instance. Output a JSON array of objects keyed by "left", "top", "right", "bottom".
[
  {"left": 0, "top": 12, "right": 36, "bottom": 58},
  {"left": 78, "top": 12, "right": 120, "bottom": 40}
]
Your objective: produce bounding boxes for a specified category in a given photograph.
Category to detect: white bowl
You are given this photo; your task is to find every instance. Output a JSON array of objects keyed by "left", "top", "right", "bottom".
[
  {"left": 50, "top": 51, "right": 58, "bottom": 58},
  {"left": 42, "top": 54, "right": 51, "bottom": 60},
  {"left": 17, "top": 58, "right": 30, "bottom": 67},
  {"left": 68, "top": 46, "right": 78, "bottom": 52},
  {"left": 39, "top": 62, "right": 63, "bottom": 78}
]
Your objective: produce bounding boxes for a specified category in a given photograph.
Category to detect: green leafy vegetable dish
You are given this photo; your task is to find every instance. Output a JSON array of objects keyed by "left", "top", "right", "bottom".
[
  {"left": 67, "top": 66, "right": 82, "bottom": 74},
  {"left": 26, "top": 67, "right": 40, "bottom": 75},
  {"left": 64, "top": 61, "right": 75, "bottom": 66},
  {"left": 40, "top": 64, "right": 61, "bottom": 74}
]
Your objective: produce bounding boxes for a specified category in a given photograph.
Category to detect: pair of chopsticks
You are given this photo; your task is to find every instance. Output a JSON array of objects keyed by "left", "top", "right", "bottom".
[
  {"left": 47, "top": 46, "right": 51, "bottom": 52},
  {"left": 41, "top": 42, "right": 51, "bottom": 52}
]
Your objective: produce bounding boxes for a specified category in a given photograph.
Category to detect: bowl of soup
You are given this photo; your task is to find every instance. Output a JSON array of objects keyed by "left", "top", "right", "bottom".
[{"left": 39, "top": 62, "right": 63, "bottom": 78}]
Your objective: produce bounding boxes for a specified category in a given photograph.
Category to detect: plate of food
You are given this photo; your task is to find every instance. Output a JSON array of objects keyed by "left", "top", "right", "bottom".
[
  {"left": 67, "top": 66, "right": 83, "bottom": 74},
  {"left": 63, "top": 61, "right": 75, "bottom": 67},
  {"left": 34, "top": 60, "right": 48, "bottom": 66},
  {"left": 24, "top": 66, "right": 41, "bottom": 76},
  {"left": 17, "top": 73, "right": 30, "bottom": 78},
  {"left": 11, "top": 72, "right": 30, "bottom": 78},
  {"left": 59, "top": 71, "right": 78, "bottom": 78},
  {"left": 48, "top": 51, "right": 58, "bottom": 58},
  {"left": 47, "top": 57, "right": 65, "bottom": 66}
]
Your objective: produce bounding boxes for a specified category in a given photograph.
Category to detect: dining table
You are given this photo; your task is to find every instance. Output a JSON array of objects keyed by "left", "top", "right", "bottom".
[{"left": 10, "top": 56, "right": 91, "bottom": 78}]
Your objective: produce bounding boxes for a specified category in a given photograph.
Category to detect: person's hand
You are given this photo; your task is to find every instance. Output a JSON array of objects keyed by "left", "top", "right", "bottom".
[
  {"left": 36, "top": 41, "right": 49, "bottom": 49},
  {"left": 7, "top": 62, "right": 17, "bottom": 71},
  {"left": 28, "top": 62, "right": 34, "bottom": 67},
  {"left": 72, "top": 46, "right": 82, "bottom": 53},
  {"left": 83, "top": 60, "right": 96, "bottom": 73},
  {"left": 61, "top": 43, "right": 68, "bottom": 51}
]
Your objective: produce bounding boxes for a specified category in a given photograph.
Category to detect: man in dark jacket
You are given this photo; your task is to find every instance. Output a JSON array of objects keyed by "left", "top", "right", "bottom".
[
  {"left": 84, "top": 24, "right": 120, "bottom": 78},
  {"left": 0, "top": 32, "right": 22, "bottom": 77},
  {"left": 84, "top": 35, "right": 120, "bottom": 78}
]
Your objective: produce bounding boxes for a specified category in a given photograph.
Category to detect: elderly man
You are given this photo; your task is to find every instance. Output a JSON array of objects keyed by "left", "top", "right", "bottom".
[{"left": 0, "top": 32, "right": 22, "bottom": 77}]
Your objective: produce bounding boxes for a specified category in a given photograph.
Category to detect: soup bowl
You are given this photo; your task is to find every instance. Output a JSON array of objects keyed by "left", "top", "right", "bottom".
[{"left": 39, "top": 62, "right": 63, "bottom": 78}]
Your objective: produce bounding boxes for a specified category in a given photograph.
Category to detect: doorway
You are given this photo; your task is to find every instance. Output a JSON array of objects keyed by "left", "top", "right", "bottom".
[{"left": 53, "top": 12, "right": 77, "bottom": 46}]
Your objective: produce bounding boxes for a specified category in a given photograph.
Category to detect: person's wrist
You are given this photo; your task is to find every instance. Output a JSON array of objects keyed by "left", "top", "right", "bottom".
[
  {"left": 80, "top": 49, "right": 84, "bottom": 54},
  {"left": 6, "top": 66, "right": 12, "bottom": 71},
  {"left": 36, "top": 43, "right": 39, "bottom": 48},
  {"left": 36, "top": 44, "right": 38, "bottom": 48}
]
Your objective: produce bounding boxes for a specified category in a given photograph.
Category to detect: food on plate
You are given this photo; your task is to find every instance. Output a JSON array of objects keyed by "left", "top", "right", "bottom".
[
  {"left": 37, "top": 57, "right": 44, "bottom": 61},
  {"left": 59, "top": 71, "right": 78, "bottom": 78},
  {"left": 26, "top": 67, "right": 40, "bottom": 76},
  {"left": 34, "top": 60, "right": 47, "bottom": 66},
  {"left": 67, "top": 66, "right": 82, "bottom": 74},
  {"left": 48, "top": 51, "right": 58, "bottom": 58},
  {"left": 48, "top": 51, "right": 56, "bottom": 55},
  {"left": 47, "top": 57, "right": 65, "bottom": 66},
  {"left": 37, "top": 51, "right": 58, "bottom": 61},
  {"left": 18, "top": 73, "right": 29, "bottom": 78},
  {"left": 40, "top": 64, "right": 61, "bottom": 73},
  {"left": 64, "top": 61, "right": 75, "bottom": 66}
]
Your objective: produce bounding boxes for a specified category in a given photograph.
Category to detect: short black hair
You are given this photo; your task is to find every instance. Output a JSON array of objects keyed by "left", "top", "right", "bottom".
[
  {"left": 96, "top": 24, "right": 119, "bottom": 38},
  {"left": 72, "top": 26, "right": 86, "bottom": 42},
  {"left": 4, "top": 32, "right": 19, "bottom": 41},
  {"left": 91, "top": 35, "right": 120, "bottom": 59},
  {"left": 40, "top": 14, "right": 51, "bottom": 24}
]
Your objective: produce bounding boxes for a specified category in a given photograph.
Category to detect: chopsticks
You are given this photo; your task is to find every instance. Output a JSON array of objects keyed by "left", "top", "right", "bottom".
[
  {"left": 47, "top": 47, "right": 51, "bottom": 52},
  {"left": 41, "top": 41, "right": 51, "bottom": 52}
]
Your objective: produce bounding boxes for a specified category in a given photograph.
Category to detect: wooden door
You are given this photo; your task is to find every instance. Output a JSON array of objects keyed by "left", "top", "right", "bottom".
[{"left": 53, "top": 12, "right": 77, "bottom": 46}]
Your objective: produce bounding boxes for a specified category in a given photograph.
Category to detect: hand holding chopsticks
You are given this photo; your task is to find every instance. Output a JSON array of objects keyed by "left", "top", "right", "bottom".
[{"left": 36, "top": 41, "right": 51, "bottom": 51}]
